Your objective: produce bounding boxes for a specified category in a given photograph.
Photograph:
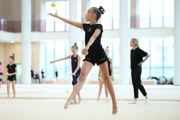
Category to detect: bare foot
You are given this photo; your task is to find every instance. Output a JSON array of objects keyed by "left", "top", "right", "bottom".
[
  {"left": 74, "top": 99, "right": 77, "bottom": 104},
  {"left": 70, "top": 102, "right": 77, "bottom": 105},
  {"left": 78, "top": 99, "right": 82, "bottom": 104},
  {"left": 112, "top": 104, "right": 118, "bottom": 115},
  {"left": 112, "top": 109, "right": 118, "bottom": 115},
  {"left": 64, "top": 103, "right": 69, "bottom": 109}
]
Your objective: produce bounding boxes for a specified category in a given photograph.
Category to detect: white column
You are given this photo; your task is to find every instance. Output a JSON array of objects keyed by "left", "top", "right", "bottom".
[
  {"left": 68, "top": 0, "right": 78, "bottom": 79},
  {"left": 119, "top": 0, "right": 130, "bottom": 84},
  {"left": 69, "top": 0, "right": 78, "bottom": 46},
  {"left": 174, "top": 0, "right": 180, "bottom": 86},
  {"left": 21, "top": 0, "right": 31, "bottom": 84}
]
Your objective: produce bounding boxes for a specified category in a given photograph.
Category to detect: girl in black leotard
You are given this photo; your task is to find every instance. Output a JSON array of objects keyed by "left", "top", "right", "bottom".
[
  {"left": 6, "top": 54, "right": 17, "bottom": 98},
  {"left": 48, "top": 6, "right": 118, "bottom": 115},
  {"left": 55, "top": 68, "right": 58, "bottom": 84},
  {"left": 0, "top": 62, "right": 3, "bottom": 88},
  {"left": 50, "top": 43, "right": 81, "bottom": 104}
]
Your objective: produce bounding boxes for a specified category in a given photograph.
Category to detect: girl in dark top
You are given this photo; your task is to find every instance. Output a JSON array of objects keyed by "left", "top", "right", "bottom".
[
  {"left": 51, "top": 43, "right": 82, "bottom": 104},
  {"left": 48, "top": 6, "right": 118, "bottom": 115},
  {"left": 41, "top": 69, "right": 45, "bottom": 79},
  {"left": 97, "top": 46, "right": 114, "bottom": 102},
  {"left": 31, "top": 67, "right": 34, "bottom": 79},
  {"left": 6, "top": 54, "right": 17, "bottom": 98},
  {"left": 130, "top": 38, "right": 150, "bottom": 104},
  {"left": 0, "top": 62, "right": 3, "bottom": 88},
  {"left": 55, "top": 68, "right": 58, "bottom": 84}
]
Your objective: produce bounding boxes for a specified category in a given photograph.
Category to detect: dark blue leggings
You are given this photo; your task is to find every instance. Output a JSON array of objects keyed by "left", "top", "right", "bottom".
[{"left": 72, "top": 69, "right": 81, "bottom": 85}]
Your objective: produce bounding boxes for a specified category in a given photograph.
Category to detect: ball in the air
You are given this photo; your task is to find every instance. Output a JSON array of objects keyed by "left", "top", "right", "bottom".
[
  {"left": 66, "top": 90, "right": 69, "bottom": 93},
  {"left": 51, "top": 2, "right": 56, "bottom": 7},
  {"left": 50, "top": 61, "right": 53, "bottom": 64}
]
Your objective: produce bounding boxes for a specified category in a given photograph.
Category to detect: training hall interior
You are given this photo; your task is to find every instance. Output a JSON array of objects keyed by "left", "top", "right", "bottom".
[{"left": 0, "top": 0, "right": 180, "bottom": 120}]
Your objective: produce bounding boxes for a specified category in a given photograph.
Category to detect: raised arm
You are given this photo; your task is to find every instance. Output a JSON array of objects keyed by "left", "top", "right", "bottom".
[
  {"left": 47, "top": 11, "right": 83, "bottom": 29},
  {"left": 72, "top": 56, "right": 81, "bottom": 76},
  {"left": 51, "top": 55, "right": 72, "bottom": 63}
]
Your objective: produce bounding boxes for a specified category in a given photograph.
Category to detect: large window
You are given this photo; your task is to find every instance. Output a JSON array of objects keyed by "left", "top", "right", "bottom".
[
  {"left": 90, "top": 0, "right": 120, "bottom": 29},
  {"left": 44, "top": 41, "right": 69, "bottom": 78},
  {"left": 139, "top": 37, "right": 174, "bottom": 79},
  {"left": 139, "top": 0, "right": 174, "bottom": 28},
  {"left": 45, "top": 0, "right": 81, "bottom": 32}
]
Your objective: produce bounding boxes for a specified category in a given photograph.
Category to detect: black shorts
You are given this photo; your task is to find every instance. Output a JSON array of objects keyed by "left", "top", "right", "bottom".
[
  {"left": 7, "top": 76, "right": 16, "bottom": 81},
  {"left": 0, "top": 73, "right": 3, "bottom": 81},
  {"left": 83, "top": 50, "right": 108, "bottom": 65}
]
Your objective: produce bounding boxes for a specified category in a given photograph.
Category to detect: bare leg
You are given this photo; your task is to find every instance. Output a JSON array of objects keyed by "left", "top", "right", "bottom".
[
  {"left": 104, "top": 84, "right": 109, "bottom": 98},
  {"left": 76, "top": 84, "right": 82, "bottom": 104},
  {"left": 64, "top": 61, "right": 93, "bottom": 108},
  {"left": 7, "top": 80, "right": 11, "bottom": 98},
  {"left": 12, "top": 81, "right": 16, "bottom": 98},
  {"left": 0, "top": 81, "right": 2, "bottom": 88},
  {"left": 99, "top": 62, "right": 118, "bottom": 115},
  {"left": 97, "top": 81, "right": 103, "bottom": 101},
  {"left": 71, "top": 86, "right": 77, "bottom": 105}
]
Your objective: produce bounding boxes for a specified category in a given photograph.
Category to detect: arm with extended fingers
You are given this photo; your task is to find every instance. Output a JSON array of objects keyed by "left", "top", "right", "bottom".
[
  {"left": 47, "top": 11, "right": 83, "bottom": 29},
  {"left": 51, "top": 55, "right": 72, "bottom": 63}
]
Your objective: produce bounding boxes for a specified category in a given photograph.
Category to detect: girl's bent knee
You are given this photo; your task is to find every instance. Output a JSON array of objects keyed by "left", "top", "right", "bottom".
[{"left": 79, "top": 72, "right": 87, "bottom": 80}]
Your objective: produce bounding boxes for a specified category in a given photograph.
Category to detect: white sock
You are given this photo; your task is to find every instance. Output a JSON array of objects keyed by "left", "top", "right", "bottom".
[
  {"left": 145, "top": 98, "right": 150, "bottom": 103},
  {"left": 104, "top": 97, "right": 109, "bottom": 102},
  {"left": 129, "top": 100, "right": 137, "bottom": 104}
]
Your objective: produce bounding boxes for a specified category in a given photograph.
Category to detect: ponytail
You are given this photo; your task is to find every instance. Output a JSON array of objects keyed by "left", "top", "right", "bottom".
[
  {"left": 9, "top": 54, "right": 15, "bottom": 61},
  {"left": 98, "top": 6, "right": 105, "bottom": 14},
  {"left": 92, "top": 6, "right": 105, "bottom": 21},
  {"left": 71, "top": 43, "right": 78, "bottom": 50}
]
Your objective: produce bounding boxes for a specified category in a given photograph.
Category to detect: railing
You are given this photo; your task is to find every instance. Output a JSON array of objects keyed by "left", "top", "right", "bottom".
[
  {"left": 130, "top": 16, "right": 174, "bottom": 28},
  {"left": 0, "top": 16, "right": 174, "bottom": 33}
]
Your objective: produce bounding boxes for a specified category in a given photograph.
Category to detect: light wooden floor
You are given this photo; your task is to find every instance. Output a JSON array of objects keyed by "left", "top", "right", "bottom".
[
  {"left": 0, "top": 84, "right": 180, "bottom": 101},
  {"left": 0, "top": 84, "right": 180, "bottom": 120}
]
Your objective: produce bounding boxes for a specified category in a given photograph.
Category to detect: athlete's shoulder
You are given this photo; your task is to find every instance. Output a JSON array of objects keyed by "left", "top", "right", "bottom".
[
  {"left": 13, "top": 64, "right": 17, "bottom": 67},
  {"left": 6, "top": 64, "right": 9, "bottom": 68},
  {"left": 94, "top": 24, "right": 103, "bottom": 32},
  {"left": 83, "top": 23, "right": 90, "bottom": 27}
]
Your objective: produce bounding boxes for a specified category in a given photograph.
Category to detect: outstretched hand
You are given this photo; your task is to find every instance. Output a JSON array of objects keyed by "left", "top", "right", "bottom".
[{"left": 47, "top": 11, "right": 58, "bottom": 17}]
